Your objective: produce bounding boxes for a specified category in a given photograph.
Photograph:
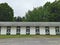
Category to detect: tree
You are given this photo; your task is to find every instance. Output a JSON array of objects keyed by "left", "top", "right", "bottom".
[
  {"left": 0, "top": 3, "right": 14, "bottom": 21},
  {"left": 48, "top": 1, "right": 60, "bottom": 21},
  {"left": 14, "top": 16, "right": 22, "bottom": 22},
  {"left": 22, "top": 17, "right": 26, "bottom": 22},
  {"left": 24, "top": 1, "right": 60, "bottom": 22}
]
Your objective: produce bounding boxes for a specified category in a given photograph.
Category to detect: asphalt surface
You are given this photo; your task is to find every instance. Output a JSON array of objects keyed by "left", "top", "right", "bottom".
[{"left": 0, "top": 38, "right": 60, "bottom": 45}]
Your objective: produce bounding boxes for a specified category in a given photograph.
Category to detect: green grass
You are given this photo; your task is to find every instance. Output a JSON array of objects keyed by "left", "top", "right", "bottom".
[{"left": 0, "top": 35, "right": 60, "bottom": 39}]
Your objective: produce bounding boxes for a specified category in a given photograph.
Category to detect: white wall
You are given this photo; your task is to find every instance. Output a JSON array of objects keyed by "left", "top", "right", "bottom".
[
  {"left": 59, "top": 27, "right": 60, "bottom": 34},
  {"left": 30, "top": 26, "right": 35, "bottom": 35},
  {"left": 1, "top": 26, "right": 6, "bottom": 35},
  {"left": 50, "top": 27, "right": 56, "bottom": 35},
  {"left": 40, "top": 27, "right": 45, "bottom": 35},
  {"left": 20, "top": 27, "right": 26, "bottom": 35},
  {"left": 0, "top": 26, "right": 58, "bottom": 35},
  {"left": 39, "top": 27, "right": 40, "bottom": 34},
  {"left": 11, "top": 26, "right": 16, "bottom": 35}
]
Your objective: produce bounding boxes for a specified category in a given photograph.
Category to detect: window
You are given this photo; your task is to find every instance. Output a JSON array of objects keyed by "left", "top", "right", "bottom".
[
  {"left": 6, "top": 26, "right": 11, "bottom": 35},
  {"left": 16, "top": 26, "right": 20, "bottom": 35},
  {"left": 55, "top": 27, "right": 59, "bottom": 32},
  {"left": 35, "top": 26, "right": 40, "bottom": 35},
  {"left": 26, "top": 26, "right": 30, "bottom": 35},
  {"left": 55, "top": 26, "right": 60, "bottom": 35},
  {"left": 45, "top": 26, "right": 50, "bottom": 35}
]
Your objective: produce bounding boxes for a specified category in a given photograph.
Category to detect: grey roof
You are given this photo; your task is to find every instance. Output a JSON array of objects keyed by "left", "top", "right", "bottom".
[{"left": 0, "top": 22, "right": 60, "bottom": 26}]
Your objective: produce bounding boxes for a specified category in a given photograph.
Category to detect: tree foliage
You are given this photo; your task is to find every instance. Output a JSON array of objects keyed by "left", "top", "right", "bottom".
[
  {"left": 14, "top": 16, "right": 22, "bottom": 22},
  {"left": 24, "top": 0, "right": 60, "bottom": 22},
  {"left": 1, "top": 1, "right": 60, "bottom": 22},
  {"left": 0, "top": 3, "right": 14, "bottom": 21}
]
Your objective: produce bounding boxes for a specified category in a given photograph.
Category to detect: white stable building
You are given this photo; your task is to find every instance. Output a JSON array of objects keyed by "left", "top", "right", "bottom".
[{"left": 0, "top": 22, "right": 60, "bottom": 35}]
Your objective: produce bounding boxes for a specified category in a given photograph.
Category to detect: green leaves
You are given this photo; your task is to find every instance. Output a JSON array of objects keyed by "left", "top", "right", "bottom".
[
  {"left": 24, "top": 1, "right": 60, "bottom": 22},
  {"left": 1, "top": 1, "right": 60, "bottom": 22},
  {"left": 0, "top": 3, "right": 14, "bottom": 21}
]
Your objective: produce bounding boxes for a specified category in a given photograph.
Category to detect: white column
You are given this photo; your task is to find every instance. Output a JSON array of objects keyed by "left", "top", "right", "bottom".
[
  {"left": 11, "top": 26, "right": 16, "bottom": 35},
  {"left": 59, "top": 27, "right": 60, "bottom": 34},
  {"left": 50, "top": 27, "right": 56, "bottom": 35},
  {"left": 39, "top": 27, "right": 40, "bottom": 34},
  {"left": 40, "top": 27, "right": 45, "bottom": 35},
  {"left": 20, "top": 27, "right": 26, "bottom": 35},
  {"left": 1, "top": 26, "right": 6, "bottom": 35},
  {"left": 30, "top": 26, "right": 35, "bottom": 35}
]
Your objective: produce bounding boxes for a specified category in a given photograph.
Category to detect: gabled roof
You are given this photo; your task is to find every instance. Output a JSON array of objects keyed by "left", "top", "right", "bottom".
[{"left": 0, "top": 22, "right": 60, "bottom": 26}]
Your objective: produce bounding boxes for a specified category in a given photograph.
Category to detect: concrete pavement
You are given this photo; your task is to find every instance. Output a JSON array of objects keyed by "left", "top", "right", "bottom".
[{"left": 0, "top": 38, "right": 60, "bottom": 45}]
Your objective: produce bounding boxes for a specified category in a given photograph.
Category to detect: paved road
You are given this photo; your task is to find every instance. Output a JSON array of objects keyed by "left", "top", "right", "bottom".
[{"left": 0, "top": 38, "right": 60, "bottom": 45}]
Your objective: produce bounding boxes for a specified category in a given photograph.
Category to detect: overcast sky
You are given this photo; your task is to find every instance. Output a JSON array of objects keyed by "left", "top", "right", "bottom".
[{"left": 0, "top": 0, "right": 55, "bottom": 17}]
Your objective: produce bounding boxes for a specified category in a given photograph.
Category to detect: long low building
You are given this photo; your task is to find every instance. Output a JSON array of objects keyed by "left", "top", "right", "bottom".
[{"left": 0, "top": 22, "right": 60, "bottom": 35}]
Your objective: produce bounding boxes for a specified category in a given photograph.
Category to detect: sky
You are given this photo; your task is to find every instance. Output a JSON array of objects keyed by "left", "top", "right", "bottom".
[{"left": 0, "top": 0, "right": 55, "bottom": 17}]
